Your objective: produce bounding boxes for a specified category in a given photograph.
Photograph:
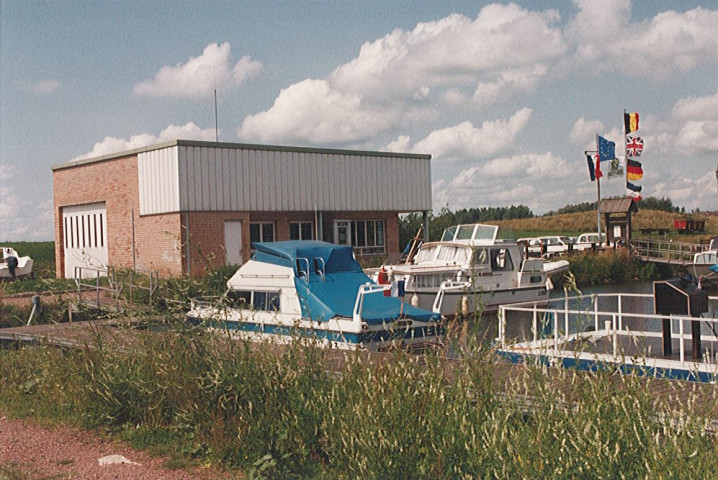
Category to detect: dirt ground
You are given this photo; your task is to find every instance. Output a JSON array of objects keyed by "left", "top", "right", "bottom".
[{"left": 0, "top": 415, "right": 233, "bottom": 479}]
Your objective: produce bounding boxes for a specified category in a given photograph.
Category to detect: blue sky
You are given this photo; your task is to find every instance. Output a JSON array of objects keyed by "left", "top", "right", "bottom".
[{"left": 1, "top": 0, "right": 717, "bottom": 241}]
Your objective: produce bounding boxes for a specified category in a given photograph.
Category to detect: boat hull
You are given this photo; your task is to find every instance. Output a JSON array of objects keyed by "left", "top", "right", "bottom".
[
  {"left": 187, "top": 309, "right": 445, "bottom": 351},
  {"left": 408, "top": 285, "right": 550, "bottom": 316},
  {"left": 0, "top": 257, "right": 33, "bottom": 280}
]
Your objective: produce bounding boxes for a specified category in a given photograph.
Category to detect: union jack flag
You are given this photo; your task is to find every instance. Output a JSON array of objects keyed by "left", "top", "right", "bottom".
[{"left": 626, "top": 136, "right": 643, "bottom": 157}]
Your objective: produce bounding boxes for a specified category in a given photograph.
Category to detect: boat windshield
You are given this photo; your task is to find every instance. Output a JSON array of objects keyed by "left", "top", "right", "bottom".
[{"left": 441, "top": 226, "right": 457, "bottom": 242}]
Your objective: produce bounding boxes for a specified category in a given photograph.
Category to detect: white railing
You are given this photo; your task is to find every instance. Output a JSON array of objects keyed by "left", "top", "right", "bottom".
[
  {"left": 353, "top": 283, "right": 391, "bottom": 323},
  {"left": 498, "top": 292, "right": 718, "bottom": 370}
]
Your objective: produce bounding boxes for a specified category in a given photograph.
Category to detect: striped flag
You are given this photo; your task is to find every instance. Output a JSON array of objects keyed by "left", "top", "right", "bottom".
[
  {"left": 626, "top": 159, "right": 643, "bottom": 180},
  {"left": 624, "top": 112, "right": 639, "bottom": 133}
]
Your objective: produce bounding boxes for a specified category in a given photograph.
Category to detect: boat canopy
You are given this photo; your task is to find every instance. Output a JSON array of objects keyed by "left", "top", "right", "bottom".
[{"left": 252, "top": 241, "right": 439, "bottom": 324}]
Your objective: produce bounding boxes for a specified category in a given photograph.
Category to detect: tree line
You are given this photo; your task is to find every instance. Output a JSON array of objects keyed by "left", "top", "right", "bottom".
[{"left": 399, "top": 196, "right": 682, "bottom": 247}]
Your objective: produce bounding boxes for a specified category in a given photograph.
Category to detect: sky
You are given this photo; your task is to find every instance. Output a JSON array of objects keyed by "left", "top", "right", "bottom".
[{"left": 1, "top": 0, "right": 717, "bottom": 241}]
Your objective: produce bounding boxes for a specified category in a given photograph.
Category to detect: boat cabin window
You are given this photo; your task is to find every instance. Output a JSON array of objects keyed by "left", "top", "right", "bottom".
[
  {"left": 227, "top": 290, "right": 280, "bottom": 311},
  {"left": 473, "top": 248, "right": 490, "bottom": 268},
  {"left": 227, "top": 290, "right": 251, "bottom": 307},
  {"left": 414, "top": 273, "right": 457, "bottom": 288},
  {"left": 252, "top": 291, "right": 281, "bottom": 312},
  {"left": 490, "top": 248, "right": 514, "bottom": 272}
]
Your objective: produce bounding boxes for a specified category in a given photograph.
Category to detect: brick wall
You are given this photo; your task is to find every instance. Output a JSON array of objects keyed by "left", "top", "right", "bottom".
[{"left": 53, "top": 155, "right": 183, "bottom": 277}]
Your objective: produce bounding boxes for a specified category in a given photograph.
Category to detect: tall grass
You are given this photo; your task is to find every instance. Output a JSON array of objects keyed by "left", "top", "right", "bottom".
[{"left": 2, "top": 324, "right": 716, "bottom": 478}]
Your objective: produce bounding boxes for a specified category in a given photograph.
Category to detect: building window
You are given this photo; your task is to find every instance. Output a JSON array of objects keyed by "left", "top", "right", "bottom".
[
  {"left": 351, "top": 220, "right": 385, "bottom": 255},
  {"left": 250, "top": 222, "right": 275, "bottom": 244},
  {"left": 290, "top": 221, "right": 313, "bottom": 240}
]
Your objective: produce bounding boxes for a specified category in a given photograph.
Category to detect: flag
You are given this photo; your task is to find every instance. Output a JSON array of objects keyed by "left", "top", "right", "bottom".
[
  {"left": 624, "top": 112, "right": 639, "bottom": 133},
  {"left": 629, "top": 192, "right": 642, "bottom": 202},
  {"left": 586, "top": 152, "right": 600, "bottom": 181},
  {"left": 607, "top": 157, "right": 624, "bottom": 179},
  {"left": 597, "top": 136, "right": 616, "bottom": 162},
  {"left": 626, "top": 159, "right": 643, "bottom": 180},
  {"left": 626, "top": 136, "right": 643, "bottom": 157},
  {"left": 391, "top": 280, "right": 405, "bottom": 297},
  {"left": 626, "top": 181, "right": 642, "bottom": 192}
]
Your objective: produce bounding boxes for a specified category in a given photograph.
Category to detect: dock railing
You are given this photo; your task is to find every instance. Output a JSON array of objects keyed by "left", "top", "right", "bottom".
[
  {"left": 630, "top": 238, "right": 708, "bottom": 263},
  {"left": 497, "top": 292, "right": 718, "bottom": 370}
]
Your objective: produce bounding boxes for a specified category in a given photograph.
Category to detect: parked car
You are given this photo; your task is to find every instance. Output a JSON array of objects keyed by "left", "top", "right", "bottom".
[{"left": 574, "top": 233, "right": 606, "bottom": 251}]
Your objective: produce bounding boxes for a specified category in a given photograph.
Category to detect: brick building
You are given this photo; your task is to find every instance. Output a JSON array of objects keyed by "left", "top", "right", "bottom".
[{"left": 52, "top": 140, "right": 432, "bottom": 278}]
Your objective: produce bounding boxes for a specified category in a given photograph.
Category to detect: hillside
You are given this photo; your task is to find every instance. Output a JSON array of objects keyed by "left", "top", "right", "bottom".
[{"left": 495, "top": 209, "right": 717, "bottom": 241}]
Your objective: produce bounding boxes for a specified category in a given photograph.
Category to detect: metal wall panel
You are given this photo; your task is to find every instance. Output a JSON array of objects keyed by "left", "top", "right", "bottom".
[
  {"left": 143, "top": 144, "right": 431, "bottom": 213},
  {"left": 138, "top": 147, "right": 180, "bottom": 215}
]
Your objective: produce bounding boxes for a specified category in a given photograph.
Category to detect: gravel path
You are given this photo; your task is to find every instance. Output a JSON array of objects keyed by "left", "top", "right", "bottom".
[{"left": 0, "top": 415, "right": 232, "bottom": 479}]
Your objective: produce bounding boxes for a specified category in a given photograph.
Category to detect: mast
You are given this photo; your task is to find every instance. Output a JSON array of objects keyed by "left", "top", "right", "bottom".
[
  {"left": 214, "top": 89, "right": 219, "bottom": 142},
  {"left": 596, "top": 134, "right": 602, "bottom": 238}
]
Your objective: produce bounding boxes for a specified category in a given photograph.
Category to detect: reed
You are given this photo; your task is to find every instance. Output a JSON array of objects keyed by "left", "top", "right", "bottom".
[{"left": 2, "top": 321, "right": 717, "bottom": 478}]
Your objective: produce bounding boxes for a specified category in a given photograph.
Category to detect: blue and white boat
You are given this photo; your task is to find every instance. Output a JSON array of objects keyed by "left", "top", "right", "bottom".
[
  {"left": 496, "top": 281, "right": 718, "bottom": 382},
  {"left": 188, "top": 241, "right": 444, "bottom": 351}
]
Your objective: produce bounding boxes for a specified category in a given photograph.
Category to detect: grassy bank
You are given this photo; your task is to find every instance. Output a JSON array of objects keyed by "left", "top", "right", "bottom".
[{"left": 1, "top": 324, "right": 717, "bottom": 478}]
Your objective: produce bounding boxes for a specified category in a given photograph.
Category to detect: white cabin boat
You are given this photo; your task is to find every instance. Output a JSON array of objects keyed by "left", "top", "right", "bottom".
[
  {"left": 386, "top": 224, "right": 568, "bottom": 316},
  {"left": 1, "top": 247, "right": 33, "bottom": 280},
  {"left": 187, "top": 241, "right": 444, "bottom": 351},
  {"left": 691, "top": 237, "right": 718, "bottom": 284},
  {"left": 496, "top": 280, "right": 718, "bottom": 382}
]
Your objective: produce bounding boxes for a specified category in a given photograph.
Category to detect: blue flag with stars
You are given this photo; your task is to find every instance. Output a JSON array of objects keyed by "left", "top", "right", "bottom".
[{"left": 597, "top": 136, "right": 616, "bottom": 162}]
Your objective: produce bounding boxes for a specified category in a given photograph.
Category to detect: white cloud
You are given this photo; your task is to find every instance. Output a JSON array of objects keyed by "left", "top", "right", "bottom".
[
  {"left": 672, "top": 92, "right": 718, "bottom": 120},
  {"left": 0, "top": 165, "right": 53, "bottom": 241},
  {"left": 412, "top": 108, "right": 532, "bottom": 160},
  {"left": 430, "top": 151, "right": 571, "bottom": 212},
  {"left": 568, "top": 1, "right": 718, "bottom": 79},
  {"left": 26, "top": 79, "right": 60, "bottom": 94},
  {"left": 73, "top": 122, "right": 217, "bottom": 160},
  {"left": 330, "top": 4, "right": 565, "bottom": 102},
  {"left": 238, "top": 79, "right": 401, "bottom": 144},
  {"left": 569, "top": 117, "right": 604, "bottom": 144},
  {"left": 133, "top": 42, "right": 262, "bottom": 99}
]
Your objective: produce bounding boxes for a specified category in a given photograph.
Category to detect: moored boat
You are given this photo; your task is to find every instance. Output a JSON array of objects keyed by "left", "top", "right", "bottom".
[
  {"left": 691, "top": 237, "right": 718, "bottom": 285},
  {"left": 496, "top": 279, "right": 718, "bottom": 382},
  {"left": 187, "top": 241, "right": 444, "bottom": 351},
  {"left": 1, "top": 247, "right": 33, "bottom": 280},
  {"left": 384, "top": 224, "right": 566, "bottom": 316}
]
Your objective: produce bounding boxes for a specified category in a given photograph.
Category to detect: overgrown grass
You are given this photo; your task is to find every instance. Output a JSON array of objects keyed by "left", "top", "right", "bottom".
[
  {"left": 2, "top": 323, "right": 716, "bottom": 478},
  {"left": 561, "top": 248, "right": 673, "bottom": 286}
]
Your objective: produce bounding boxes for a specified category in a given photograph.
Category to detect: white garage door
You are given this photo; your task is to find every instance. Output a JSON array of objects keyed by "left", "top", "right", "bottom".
[{"left": 62, "top": 202, "right": 108, "bottom": 278}]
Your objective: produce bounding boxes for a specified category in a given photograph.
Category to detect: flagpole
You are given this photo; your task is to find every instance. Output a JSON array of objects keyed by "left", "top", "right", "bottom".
[
  {"left": 596, "top": 134, "right": 601, "bottom": 239},
  {"left": 624, "top": 108, "right": 628, "bottom": 196}
]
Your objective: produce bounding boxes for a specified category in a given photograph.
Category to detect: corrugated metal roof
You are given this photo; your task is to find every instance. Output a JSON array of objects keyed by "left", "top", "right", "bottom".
[{"left": 51, "top": 139, "right": 430, "bottom": 171}]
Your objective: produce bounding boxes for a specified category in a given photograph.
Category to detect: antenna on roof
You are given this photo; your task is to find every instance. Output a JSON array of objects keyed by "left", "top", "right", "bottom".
[{"left": 214, "top": 88, "right": 219, "bottom": 142}]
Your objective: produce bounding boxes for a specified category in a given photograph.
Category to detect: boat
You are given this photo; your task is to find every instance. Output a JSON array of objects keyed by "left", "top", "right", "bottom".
[
  {"left": 1, "top": 247, "right": 34, "bottom": 280},
  {"left": 691, "top": 237, "right": 718, "bottom": 284},
  {"left": 496, "top": 278, "right": 718, "bottom": 382},
  {"left": 382, "top": 224, "right": 568, "bottom": 316},
  {"left": 187, "top": 240, "right": 444, "bottom": 351}
]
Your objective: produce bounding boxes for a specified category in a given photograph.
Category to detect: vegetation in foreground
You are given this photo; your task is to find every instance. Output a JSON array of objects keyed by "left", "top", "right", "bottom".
[{"left": 1, "top": 319, "right": 717, "bottom": 479}]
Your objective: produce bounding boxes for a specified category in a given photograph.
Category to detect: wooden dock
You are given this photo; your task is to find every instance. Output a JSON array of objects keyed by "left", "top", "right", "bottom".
[
  {"left": 2, "top": 319, "right": 717, "bottom": 430},
  {"left": 630, "top": 238, "right": 707, "bottom": 267}
]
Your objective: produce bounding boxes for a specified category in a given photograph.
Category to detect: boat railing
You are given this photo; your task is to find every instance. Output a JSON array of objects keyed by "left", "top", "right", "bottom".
[
  {"left": 498, "top": 292, "right": 718, "bottom": 368},
  {"left": 352, "top": 283, "right": 391, "bottom": 323},
  {"left": 73, "top": 266, "right": 121, "bottom": 309},
  {"left": 432, "top": 280, "right": 472, "bottom": 313},
  {"left": 296, "top": 257, "right": 326, "bottom": 282}
]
